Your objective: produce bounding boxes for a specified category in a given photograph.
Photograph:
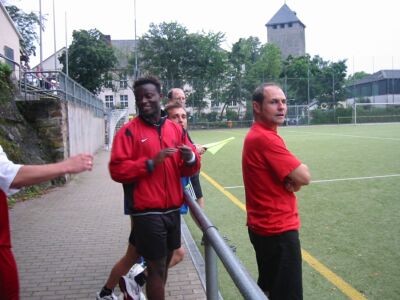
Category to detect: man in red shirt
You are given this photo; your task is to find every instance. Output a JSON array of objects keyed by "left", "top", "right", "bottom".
[{"left": 242, "top": 83, "right": 311, "bottom": 300}]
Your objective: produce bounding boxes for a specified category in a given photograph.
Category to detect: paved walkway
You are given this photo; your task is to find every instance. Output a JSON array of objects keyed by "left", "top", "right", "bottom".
[{"left": 10, "top": 150, "right": 207, "bottom": 300}]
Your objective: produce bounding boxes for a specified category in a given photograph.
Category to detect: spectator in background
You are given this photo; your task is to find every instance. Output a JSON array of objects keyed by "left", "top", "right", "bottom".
[
  {"left": 0, "top": 145, "right": 93, "bottom": 300},
  {"left": 164, "top": 101, "right": 207, "bottom": 267},
  {"left": 166, "top": 89, "right": 206, "bottom": 208},
  {"left": 242, "top": 83, "right": 311, "bottom": 300},
  {"left": 167, "top": 88, "right": 186, "bottom": 106}
]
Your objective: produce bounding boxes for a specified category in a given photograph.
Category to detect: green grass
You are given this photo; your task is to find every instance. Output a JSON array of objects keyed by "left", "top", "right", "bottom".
[{"left": 184, "top": 123, "right": 400, "bottom": 300}]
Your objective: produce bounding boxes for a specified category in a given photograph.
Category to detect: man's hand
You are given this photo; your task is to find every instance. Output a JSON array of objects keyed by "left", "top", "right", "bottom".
[
  {"left": 11, "top": 153, "right": 94, "bottom": 189},
  {"left": 284, "top": 177, "right": 301, "bottom": 192},
  {"left": 154, "top": 148, "right": 178, "bottom": 166},
  {"left": 64, "top": 154, "right": 94, "bottom": 173},
  {"left": 177, "top": 145, "right": 194, "bottom": 162},
  {"left": 195, "top": 144, "right": 207, "bottom": 155}
]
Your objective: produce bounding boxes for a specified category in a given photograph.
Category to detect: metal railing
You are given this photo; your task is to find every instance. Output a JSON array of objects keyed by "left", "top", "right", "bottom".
[
  {"left": 184, "top": 189, "right": 268, "bottom": 300},
  {"left": 20, "top": 70, "right": 104, "bottom": 117}
]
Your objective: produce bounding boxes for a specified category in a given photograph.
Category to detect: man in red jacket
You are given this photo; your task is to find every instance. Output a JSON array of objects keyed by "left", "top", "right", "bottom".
[
  {"left": 242, "top": 83, "right": 311, "bottom": 300},
  {"left": 109, "top": 76, "right": 200, "bottom": 300}
]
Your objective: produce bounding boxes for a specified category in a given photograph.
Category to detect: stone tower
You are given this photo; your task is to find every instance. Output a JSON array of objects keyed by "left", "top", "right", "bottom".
[{"left": 266, "top": 4, "right": 306, "bottom": 58}]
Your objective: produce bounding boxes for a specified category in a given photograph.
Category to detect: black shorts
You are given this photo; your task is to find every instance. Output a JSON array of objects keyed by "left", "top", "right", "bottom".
[
  {"left": 190, "top": 173, "right": 203, "bottom": 199},
  {"left": 131, "top": 210, "right": 181, "bottom": 260},
  {"left": 128, "top": 215, "right": 135, "bottom": 245},
  {"left": 248, "top": 229, "right": 303, "bottom": 300}
]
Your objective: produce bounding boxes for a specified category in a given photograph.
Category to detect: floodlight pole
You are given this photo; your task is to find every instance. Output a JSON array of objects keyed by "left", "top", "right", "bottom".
[{"left": 307, "top": 62, "right": 310, "bottom": 125}]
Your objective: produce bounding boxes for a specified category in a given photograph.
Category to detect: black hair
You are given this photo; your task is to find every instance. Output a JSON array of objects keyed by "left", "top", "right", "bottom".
[
  {"left": 252, "top": 82, "right": 282, "bottom": 104},
  {"left": 133, "top": 76, "right": 162, "bottom": 94}
]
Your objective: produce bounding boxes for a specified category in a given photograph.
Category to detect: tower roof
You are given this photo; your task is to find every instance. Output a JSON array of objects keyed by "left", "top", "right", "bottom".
[{"left": 266, "top": 4, "right": 305, "bottom": 27}]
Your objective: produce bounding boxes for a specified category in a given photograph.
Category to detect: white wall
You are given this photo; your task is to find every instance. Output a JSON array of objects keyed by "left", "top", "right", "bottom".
[
  {"left": 67, "top": 102, "right": 105, "bottom": 156},
  {"left": 0, "top": 4, "right": 21, "bottom": 79}
]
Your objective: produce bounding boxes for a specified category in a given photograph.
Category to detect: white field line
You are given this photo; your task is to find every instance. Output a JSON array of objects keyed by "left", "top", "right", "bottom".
[
  {"left": 224, "top": 174, "right": 400, "bottom": 189},
  {"left": 213, "top": 128, "right": 400, "bottom": 141},
  {"left": 214, "top": 130, "right": 247, "bottom": 136},
  {"left": 284, "top": 130, "right": 400, "bottom": 141}
]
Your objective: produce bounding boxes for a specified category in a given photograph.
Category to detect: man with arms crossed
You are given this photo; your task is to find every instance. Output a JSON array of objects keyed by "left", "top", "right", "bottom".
[
  {"left": 109, "top": 76, "right": 200, "bottom": 300},
  {"left": 242, "top": 83, "right": 311, "bottom": 300}
]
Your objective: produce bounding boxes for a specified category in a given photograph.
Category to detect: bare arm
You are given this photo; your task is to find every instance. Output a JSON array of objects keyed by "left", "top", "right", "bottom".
[
  {"left": 10, "top": 154, "right": 93, "bottom": 189},
  {"left": 284, "top": 163, "right": 311, "bottom": 192}
]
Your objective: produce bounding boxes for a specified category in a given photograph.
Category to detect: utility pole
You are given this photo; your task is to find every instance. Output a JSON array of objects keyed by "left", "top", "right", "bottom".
[
  {"left": 53, "top": 0, "right": 57, "bottom": 70},
  {"left": 39, "top": 0, "right": 43, "bottom": 69},
  {"left": 65, "top": 12, "right": 69, "bottom": 76},
  {"left": 134, "top": 0, "right": 138, "bottom": 79}
]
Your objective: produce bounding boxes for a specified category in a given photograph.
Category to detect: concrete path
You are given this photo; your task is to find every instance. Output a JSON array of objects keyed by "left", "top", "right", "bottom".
[{"left": 10, "top": 150, "right": 206, "bottom": 300}]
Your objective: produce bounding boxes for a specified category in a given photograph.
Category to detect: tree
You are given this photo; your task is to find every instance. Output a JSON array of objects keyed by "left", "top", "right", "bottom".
[
  {"left": 137, "top": 22, "right": 189, "bottom": 89},
  {"left": 219, "top": 38, "right": 281, "bottom": 120},
  {"left": 184, "top": 31, "right": 228, "bottom": 114},
  {"left": 220, "top": 37, "right": 260, "bottom": 119},
  {"left": 5, "top": 5, "right": 42, "bottom": 59},
  {"left": 347, "top": 71, "right": 370, "bottom": 82},
  {"left": 281, "top": 55, "right": 311, "bottom": 104},
  {"left": 137, "top": 22, "right": 228, "bottom": 115},
  {"left": 248, "top": 43, "right": 282, "bottom": 83},
  {"left": 59, "top": 29, "right": 116, "bottom": 94},
  {"left": 281, "top": 55, "right": 347, "bottom": 105}
]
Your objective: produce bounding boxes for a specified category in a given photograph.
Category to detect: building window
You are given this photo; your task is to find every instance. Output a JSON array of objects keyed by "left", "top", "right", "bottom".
[
  {"left": 120, "top": 95, "right": 128, "bottom": 108},
  {"left": 280, "top": 24, "right": 285, "bottom": 28},
  {"left": 105, "top": 95, "right": 114, "bottom": 108},
  {"left": 105, "top": 80, "right": 113, "bottom": 89},
  {"left": 120, "top": 80, "right": 128, "bottom": 89},
  {"left": 288, "top": 23, "right": 293, "bottom": 27},
  {"left": 4, "top": 46, "right": 15, "bottom": 70},
  {"left": 273, "top": 25, "right": 277, "bottom": 29}
]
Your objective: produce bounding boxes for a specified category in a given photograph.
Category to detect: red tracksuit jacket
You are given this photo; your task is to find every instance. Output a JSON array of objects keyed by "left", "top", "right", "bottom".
[{"left": 109, "top": 116, "right": 200, "bottom": 214}]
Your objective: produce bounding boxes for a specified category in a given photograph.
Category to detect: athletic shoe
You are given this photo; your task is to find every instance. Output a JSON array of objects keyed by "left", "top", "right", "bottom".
[
  {"left": 119, "top": 264, "right": 147, "bottom": 300},
  {"left": 96, "top": 292, "right": 118, "bottom": 300}
]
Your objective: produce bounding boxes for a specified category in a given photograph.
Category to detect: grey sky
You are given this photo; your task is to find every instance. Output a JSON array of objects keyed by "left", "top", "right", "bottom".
[{"left": 5, "top": 0, "right": 400, "bottom": 74}]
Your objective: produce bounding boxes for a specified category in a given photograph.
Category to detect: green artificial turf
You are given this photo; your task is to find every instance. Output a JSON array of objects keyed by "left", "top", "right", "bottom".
[{"left": 186, "top": 123, "right": 400, "bottom": 300}]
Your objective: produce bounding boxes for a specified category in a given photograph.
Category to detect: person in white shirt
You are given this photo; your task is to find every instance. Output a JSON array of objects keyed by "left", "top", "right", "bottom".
[{"left": 0, "top": 145, "right": 93, "bottom": 300}]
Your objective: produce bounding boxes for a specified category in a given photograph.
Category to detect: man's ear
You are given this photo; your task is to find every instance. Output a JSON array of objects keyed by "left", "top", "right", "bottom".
[{"left": 253, "top": 101, "right": 261, "bottom": 115}]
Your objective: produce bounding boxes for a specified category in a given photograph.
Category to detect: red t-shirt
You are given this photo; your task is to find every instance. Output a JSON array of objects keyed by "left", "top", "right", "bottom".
[
  {"left": 0, "top": 189, "right": 11, "bottom": 248},
  {"left": 242, "top": 122, "right": 301, "bottom": 235},
  {"left": 0, "top": 189, "right": 19, "bottom": 299}
]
